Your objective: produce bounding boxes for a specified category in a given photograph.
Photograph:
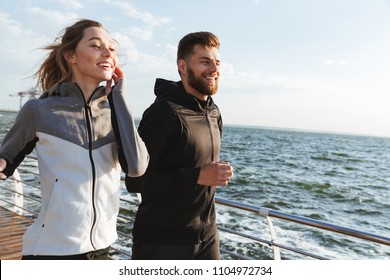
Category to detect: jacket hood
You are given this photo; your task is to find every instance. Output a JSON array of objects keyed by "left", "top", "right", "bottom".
[
  {"left": 40, "top": 82, "right": 106, "bottom": 103},
  {"left": 154, "top": 78, "right": 186, "bottom": 100},
  {"left": 154, "top": 78, "right": 214, "bottom": 111}
]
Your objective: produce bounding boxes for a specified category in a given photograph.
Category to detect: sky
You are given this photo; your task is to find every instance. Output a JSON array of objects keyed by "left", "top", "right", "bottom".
[{"left": 1, "top": 0, "right": 390, "bottom": 138}]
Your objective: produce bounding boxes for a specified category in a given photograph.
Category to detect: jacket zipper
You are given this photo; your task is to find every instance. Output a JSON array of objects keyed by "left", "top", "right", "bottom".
[
  {"left": 85, "top": 103, "right": 97, "bottom": 250},
  {"left": 200, "top": 106, "right": 215, "bottom": 242},
  {"left": 80, "top": 86, "right": 100, "bottom": 250},
  {"left": 205, "top": 107, "right": 215, "bottom": 163}
]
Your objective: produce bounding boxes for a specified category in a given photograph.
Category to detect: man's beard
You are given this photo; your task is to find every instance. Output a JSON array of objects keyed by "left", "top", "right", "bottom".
[{"left": 187, "top": 67, "right": 218, "bottom": 96}]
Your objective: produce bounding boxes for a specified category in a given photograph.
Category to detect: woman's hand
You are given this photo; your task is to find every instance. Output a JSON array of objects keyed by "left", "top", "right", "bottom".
[
  {"left": 105, "top": 66, "right": 125, "bottom": 95},
  {"left": 0, "top": 159, "right": 7, "bottom": 180}
]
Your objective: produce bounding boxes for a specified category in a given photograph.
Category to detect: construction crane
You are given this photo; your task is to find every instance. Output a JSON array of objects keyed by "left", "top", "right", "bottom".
[{"left": 9, "top": 87, "right": 41, "bottom": 109}]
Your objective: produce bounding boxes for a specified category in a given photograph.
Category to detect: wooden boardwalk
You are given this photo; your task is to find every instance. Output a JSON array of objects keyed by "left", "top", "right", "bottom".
[{"left": 0, "top": 207, "right": 33, "bottom": 260}]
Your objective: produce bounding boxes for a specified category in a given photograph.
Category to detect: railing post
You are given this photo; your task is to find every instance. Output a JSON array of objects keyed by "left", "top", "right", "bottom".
[
  {"left": 257, "top": 206, "right": 281, "bottom": 260},
  {"left": 266, "top": 217, "right": 281, "bottom": 260}
]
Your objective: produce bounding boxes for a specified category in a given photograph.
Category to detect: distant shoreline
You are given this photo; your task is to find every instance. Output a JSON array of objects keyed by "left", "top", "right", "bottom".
[
  {"left": 1, "top": 109, "right": 388, "bottom": 139},
  {"left": 224, "top": 123, "right": 390, "bottom": 140}
]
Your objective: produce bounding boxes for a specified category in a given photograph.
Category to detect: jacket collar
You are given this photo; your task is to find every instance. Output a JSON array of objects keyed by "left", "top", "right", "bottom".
[
  {"left": 154, "top": 78, "right": 215, "bottom": 112},
  {"left": 45, "top": 82, "right": 106, "bottom": 103}
]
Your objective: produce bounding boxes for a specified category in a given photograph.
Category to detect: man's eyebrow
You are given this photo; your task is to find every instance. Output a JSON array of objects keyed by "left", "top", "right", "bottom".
[
  {"left": 199, "top": 56, "right": 220, "bottom": 61},
  {"left": 199, "top": 56, "right": 221, "bottom": 63}
]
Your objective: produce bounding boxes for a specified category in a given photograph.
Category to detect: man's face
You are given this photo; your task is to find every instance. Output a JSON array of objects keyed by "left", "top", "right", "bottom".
[{"left": 180, "top": 44, "right": 220, "bottom": 100}]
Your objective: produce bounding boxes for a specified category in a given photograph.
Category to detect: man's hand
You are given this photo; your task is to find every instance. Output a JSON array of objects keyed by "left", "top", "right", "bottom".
[{"left": 197, "top": 161, "right": 233, "bottom": 187}]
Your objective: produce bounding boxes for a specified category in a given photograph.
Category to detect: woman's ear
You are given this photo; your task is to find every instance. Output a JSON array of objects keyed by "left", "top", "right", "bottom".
[{"left": 64, "top": 51, "right": 75, "bottom": 64}]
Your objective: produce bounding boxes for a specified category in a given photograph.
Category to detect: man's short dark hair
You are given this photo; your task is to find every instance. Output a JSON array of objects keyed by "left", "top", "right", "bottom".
[{"left": 177, "top": 32, "right": 220, "bottom": 63}]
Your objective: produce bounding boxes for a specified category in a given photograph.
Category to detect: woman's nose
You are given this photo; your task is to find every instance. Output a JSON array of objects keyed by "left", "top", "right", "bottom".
[{"left": 101, "top": 46, "right": 112, "bottom": 57}]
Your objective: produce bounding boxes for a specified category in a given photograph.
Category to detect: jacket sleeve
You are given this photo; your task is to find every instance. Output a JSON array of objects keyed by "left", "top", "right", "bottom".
[
  {"left": 0, "top": 101, "right": 39, "bottom": 177},
  {"left": 125, "top": 101, "right": 200, "bottom": 195},
  {"left": 108, "top": 79, "right": 149, "bottom": 178}
]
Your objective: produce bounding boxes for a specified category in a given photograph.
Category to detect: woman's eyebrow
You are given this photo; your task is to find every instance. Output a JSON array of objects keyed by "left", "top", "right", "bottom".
[
  {"left": 87, "top": 37, "right": 117, "bottom": 47},
  {"left": 87, "top": 36, "right": 103, "bottom": 42}
]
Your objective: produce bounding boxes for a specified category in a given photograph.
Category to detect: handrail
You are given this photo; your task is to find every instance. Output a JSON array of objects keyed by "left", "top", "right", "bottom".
[
  {"left": 0, "top": 156, "right": 389, "bottom": 260},
  {"left": 216, "top": 197, "right": 390, "bottom": 247}
]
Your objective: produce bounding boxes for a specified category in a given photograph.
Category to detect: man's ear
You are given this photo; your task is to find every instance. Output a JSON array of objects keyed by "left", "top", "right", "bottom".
[{"left": 177, "top": 59, "right": 186, "bottom": 77}]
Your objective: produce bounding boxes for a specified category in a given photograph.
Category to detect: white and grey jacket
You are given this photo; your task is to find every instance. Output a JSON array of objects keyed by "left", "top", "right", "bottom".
[{"left": 0, "top": 80, "right": 149, "bottom": 256}]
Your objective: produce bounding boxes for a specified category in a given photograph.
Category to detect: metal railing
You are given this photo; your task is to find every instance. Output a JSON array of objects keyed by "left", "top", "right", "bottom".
[{"left": 0, "top": 155, "right": 389, "bottom": 260}]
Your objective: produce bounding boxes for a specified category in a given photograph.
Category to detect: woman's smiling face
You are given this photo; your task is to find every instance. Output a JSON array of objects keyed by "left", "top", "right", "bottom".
[{"left": 67, "top": 26, "right": 118, "bottom": 88}]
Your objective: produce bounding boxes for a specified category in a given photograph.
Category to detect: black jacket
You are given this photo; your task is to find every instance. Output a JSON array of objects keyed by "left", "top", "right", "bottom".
[{"left": 126, "top": 78, "right": 222, "bottom": 244}]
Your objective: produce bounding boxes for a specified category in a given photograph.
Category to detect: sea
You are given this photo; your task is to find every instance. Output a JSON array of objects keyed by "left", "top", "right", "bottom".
[{"left": 0, "top": 110, "right": 389, "bottom": 260}]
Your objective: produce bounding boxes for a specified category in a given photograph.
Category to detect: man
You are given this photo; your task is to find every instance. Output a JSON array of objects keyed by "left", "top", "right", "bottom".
[{"left": 126, "top": 31, "right": 233, "bottom": 260}]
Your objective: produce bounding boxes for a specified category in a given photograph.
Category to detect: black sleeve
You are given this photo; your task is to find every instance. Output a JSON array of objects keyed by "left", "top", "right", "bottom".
[{"left": 125, "top": 101, "right": 200, "bottom": 195}]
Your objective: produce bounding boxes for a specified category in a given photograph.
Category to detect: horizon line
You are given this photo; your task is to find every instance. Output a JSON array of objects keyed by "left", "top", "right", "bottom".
[{"left": 1, "top": 109, "right": 389, "bottom": 139}]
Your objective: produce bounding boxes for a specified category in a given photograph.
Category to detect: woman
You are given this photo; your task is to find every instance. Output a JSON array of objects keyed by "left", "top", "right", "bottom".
[{"left": 0, "top": 19, "right": 149, "bottom": 259}]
